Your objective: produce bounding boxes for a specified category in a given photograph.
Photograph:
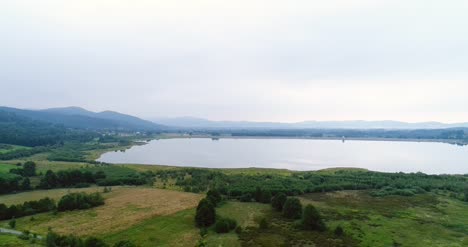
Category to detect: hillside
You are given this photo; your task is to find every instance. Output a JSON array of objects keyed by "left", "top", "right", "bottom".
[
  {"left": 0, "top": 106, "right": 165, "bottom": 131},
  {"left": 0, "top": 110, "right": 97, "bottom": 147}
]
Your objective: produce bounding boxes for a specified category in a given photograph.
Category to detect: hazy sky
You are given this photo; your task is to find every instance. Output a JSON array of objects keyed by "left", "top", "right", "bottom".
[{"left": 1, "top": 1, "right": 468, "bottom": 122}]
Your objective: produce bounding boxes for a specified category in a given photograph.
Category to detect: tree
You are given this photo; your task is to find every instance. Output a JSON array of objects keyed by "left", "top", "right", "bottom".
[
  {"left": 271, "top": 193, "right": 287, "bottom": 211},
  {"left": 282, "top": 198, "right": 302, "bottom": 219},
  {"left": 206, "top": 189, "right": 222, "bottom": 206},
  {"left": 23, "top": 161, "right": 36, "bottom": 177},
  {"left": 21, "top": 178, "right": 31, "bottom": 190},
  {"left": 301, "top": 205, "right": 326, "bottom": 231},
  {"left": 40, "top": 170, "right": 58, "bottom": 189},
  {"left": 195, "top": 199, "right": 216, "bottom": 227}
]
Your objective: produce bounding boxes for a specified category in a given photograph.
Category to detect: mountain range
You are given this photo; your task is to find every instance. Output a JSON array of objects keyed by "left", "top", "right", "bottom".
[
  {"left": 153, "top": 117, "right": 468, "bottom": 129},
  {"left": 0, "top": 106, "right": 165, "bottom": 131},
  {"left": 2, "top": 105, "right": 468, "bottom": 131}
]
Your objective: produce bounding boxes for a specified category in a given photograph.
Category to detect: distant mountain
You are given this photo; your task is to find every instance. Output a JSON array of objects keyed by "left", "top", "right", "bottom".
[
  {"left": 152, "top": 117, "right": 468, "bottom": 129},
  {"left": 0, "top": 106, "right": 166, "bottom": 131}
]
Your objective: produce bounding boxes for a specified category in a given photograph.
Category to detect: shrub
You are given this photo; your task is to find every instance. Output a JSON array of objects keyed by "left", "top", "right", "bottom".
[
  {"left": 334, "top": 226, "right": 344, "bottom": 236},
  {"left": 84, "top": 237, "right": 108, "bottom": 247},
  {"left": 282, "top": 198, "right": 302, "bottom": 219},
  {"left": 235, "top": 226, "right": 243, "bottom": 234},
  {"left": 214, "top": 218, "right": 237, "bottom": 233},
  {"left": 271, "top": 192, "right": 287, "bottom": 211},
  {"left": 113, "top": 241, "right": 137, "bottom": 247},
  {"left": 8, "top": 219, "right": 16, "bottom": 229},
  {"left": 259, "top": 218, "right": 268, "bottom": 229},
  {"left": 239, "top": 193, "right": 252, "bottom": 202},
  {"left": 301, "top": 205, "right": 326, "bottom": 231}
]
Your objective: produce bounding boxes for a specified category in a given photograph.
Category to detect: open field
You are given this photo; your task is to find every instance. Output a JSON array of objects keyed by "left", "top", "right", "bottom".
[
  {"left": 0, "top": 163, "right": 17, "bottom": 174},
  {"left": 0, "top": 144, "right": 30, "bottom": 154},
  {"left": 300, "top": 191, "right": 468, "bottom": 247},
  {"left": 0, "top": 187, "right": 203, "bottom": 237},
  {"left": 103, "top": 208, "right": 200, "bottom": 247},
  {"left": 102, "top": 201, "right": 270, "bottom": 247}
]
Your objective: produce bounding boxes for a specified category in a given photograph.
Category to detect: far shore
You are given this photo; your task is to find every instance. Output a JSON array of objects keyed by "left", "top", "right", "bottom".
[{"left": 156, "top": 133, "right": 468, "bottom": 146}]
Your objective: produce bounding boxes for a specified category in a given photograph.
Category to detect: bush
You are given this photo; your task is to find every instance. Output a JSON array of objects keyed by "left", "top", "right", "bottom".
[
  {"left": 235, "top": 226, "right": 243, "bottom": 234},
  {"left": 282, "top": 198, "right": 302, "bottom": 219},
  {"left": 113, "top": 240, "right": 137, "bottom": 247},
  {"left": 84, "top": 237, "right": 108, "bottom": 247},
  {"left": 195, "top": 199, "right": 216, "bottom": 227},
  {"left": 8, "top": 219, "right": 16, "bottom": 229},
  {"left": 334, "top": 226, "right": 344, "bottom": 236},
  {"left": 271, "top": 193, "right": 287, "bottom": 211},
  {"left": 239, "top": 193, "right": 252, "bottom": 202},
  {"left": 214, "top": 218, "right": 237, "bottom": 233},
  {"left": 46, "top": 231, "right": 109, "bottom": 247},
  {"left": 301, "top": 205, "right": 326, "bottom": 231},
  {"left": 259, "top": 218, "right": 268, "bottom": 229}
]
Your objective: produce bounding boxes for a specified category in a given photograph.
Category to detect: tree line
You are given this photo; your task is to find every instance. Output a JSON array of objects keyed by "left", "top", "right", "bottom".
[
  {"left": 156, "top": 168, "right": 468, "bottom": 202},
  {"left": 0, "top": 192, "right": 105, "bottom": 221}
]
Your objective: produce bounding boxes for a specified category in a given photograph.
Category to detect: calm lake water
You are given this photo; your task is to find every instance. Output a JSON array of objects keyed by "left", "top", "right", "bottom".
[{"left": 97, "top": 138, "right": 468, "bottom": 174}]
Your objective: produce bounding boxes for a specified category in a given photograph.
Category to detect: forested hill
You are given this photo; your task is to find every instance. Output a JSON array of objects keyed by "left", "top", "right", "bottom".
[
  {"left": 0, "top": 110, "right": 97, "bottom": 147},
  {"left": 0, "top": 106, "right": 166, "bottom": 131}
]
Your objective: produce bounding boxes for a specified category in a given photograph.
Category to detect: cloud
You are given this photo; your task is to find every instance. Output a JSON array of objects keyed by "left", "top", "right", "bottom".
[{"left": 0, "top": 1, "right": 467, "bottom": 122}]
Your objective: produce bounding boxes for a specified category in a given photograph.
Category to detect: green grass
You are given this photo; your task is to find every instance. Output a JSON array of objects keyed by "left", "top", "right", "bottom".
[
  {"left": 204, "top": 201, "right": 270, "bottom": 247},
  {"left": 300, "top": 191, "right": 468, "bottom": 247},
  {"left": 0, "top": 234, "right": 41, "bottom": 247},
  {"left": 103, "top": 209, "right": 200, "bottom": 247},
  {"left": 0, "top": 163, "right": 17, "bottom": 174},
  {"left": 0, "top": 144, "right": 30, "bottom": 154},
  {"left": 216, "top": 201, "right": 270, "bottom": 228}
]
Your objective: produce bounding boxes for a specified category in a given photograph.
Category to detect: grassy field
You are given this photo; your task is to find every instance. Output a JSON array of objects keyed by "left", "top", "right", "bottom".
[
  {"left": 103, "top": 208, "right": 200, "bottom": 247},
  {"left": 205, "top": 201, "right": 271, "bottom": 247},
  {"left": 300, "top": 191, "right": 468, "bottom": 247},
  {"left": 0, "top": 144, "right": 30, "bottom": 154},
  {"left": 0, "top": 163, "right": 17, "bottom": 174},
  {"left": 0, "top": 235, "right": 41, "bottom": 247},
  {"left": 0, "top": 187, "right": 203, "bottom": 238}
]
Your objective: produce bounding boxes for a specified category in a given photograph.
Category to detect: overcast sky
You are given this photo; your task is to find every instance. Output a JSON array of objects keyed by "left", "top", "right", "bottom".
[{"left": 1, "top": 1, "right": 468, "bottom": 122}]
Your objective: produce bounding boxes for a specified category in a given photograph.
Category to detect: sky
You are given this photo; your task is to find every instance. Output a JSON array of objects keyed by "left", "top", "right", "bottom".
[{"left": 1, "top": 0, "right": 468, "bottom": 123}]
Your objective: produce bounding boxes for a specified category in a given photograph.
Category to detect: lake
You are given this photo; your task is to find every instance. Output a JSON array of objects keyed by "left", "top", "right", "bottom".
[{"left": 97, "top": 138, "right": 468, "bottom": 174}]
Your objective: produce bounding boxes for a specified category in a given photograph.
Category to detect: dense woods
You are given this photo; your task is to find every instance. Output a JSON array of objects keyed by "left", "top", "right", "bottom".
[{"left": 0, "top": 110, "right": 98, "bottom": 147}]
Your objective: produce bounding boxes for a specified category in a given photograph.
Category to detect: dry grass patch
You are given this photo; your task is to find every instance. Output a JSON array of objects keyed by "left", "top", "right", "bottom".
[{"left": 3, "top": 187, "right": 203, "bottom": 237}]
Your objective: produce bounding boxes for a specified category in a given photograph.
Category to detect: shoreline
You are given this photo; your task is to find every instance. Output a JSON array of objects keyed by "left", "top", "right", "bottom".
[{"left": 157, "top": 134, "right": 468, "bottom": 146}]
